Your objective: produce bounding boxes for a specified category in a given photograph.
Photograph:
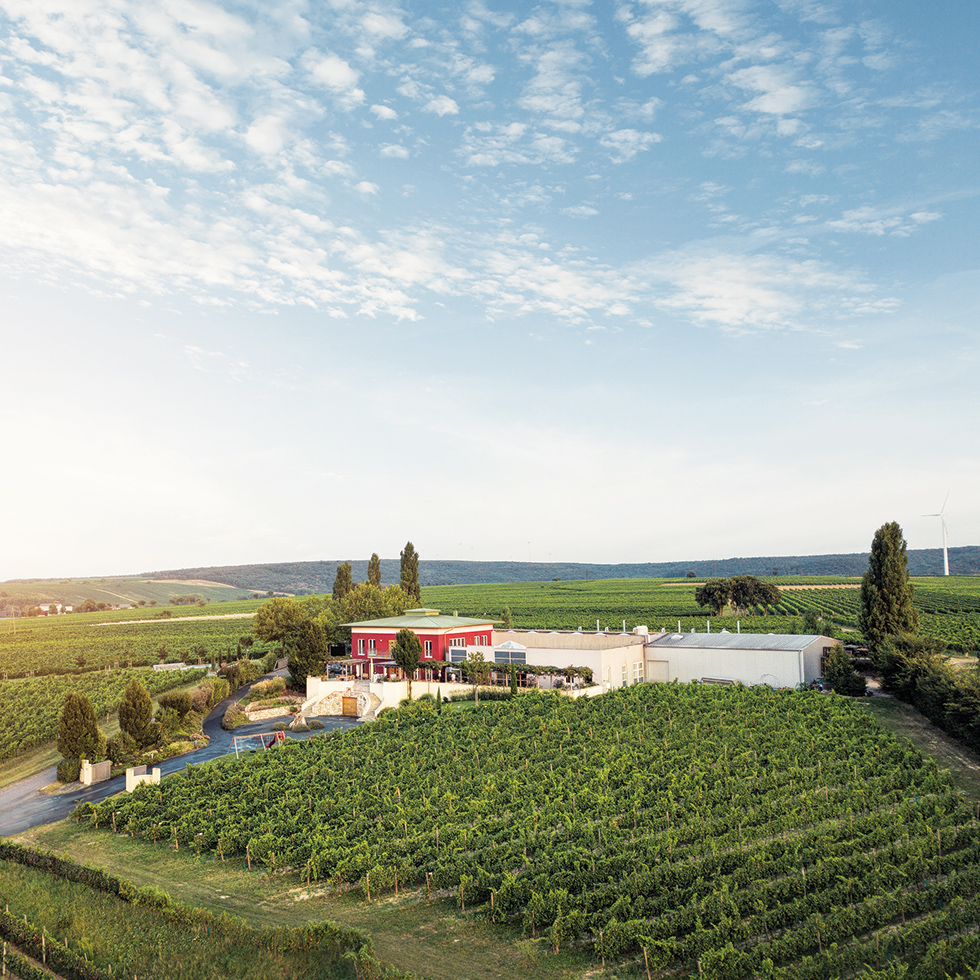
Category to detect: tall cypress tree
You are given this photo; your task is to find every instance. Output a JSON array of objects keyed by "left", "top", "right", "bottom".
[
  {"left": 118, "top": 679, "right": 152, "bottom": 741},
  {"left": 58, "top": 692, "right": 106, "bottom": 763},
  {"left": 859, "top": 521, "right": 919, "bottom": 652},
  {"left": 367, "top": 552, "right": 381, "bottom": 587},
  {"left": 400, "top": 541, "right": 421, "bottom": 604}
]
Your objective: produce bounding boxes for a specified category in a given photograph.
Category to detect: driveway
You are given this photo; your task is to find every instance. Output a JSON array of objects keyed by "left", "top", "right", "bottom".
[{"left": 0, "top": 671, "right": 360, "bottom": 836}]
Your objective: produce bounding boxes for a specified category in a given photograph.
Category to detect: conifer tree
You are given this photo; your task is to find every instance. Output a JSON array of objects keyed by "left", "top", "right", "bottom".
[
  {"left": 58, "top": 692, "right": 106, "bottom": 764},
  {"left": 118, "top": 679, "right": 152, "bottom": 742},
  {"left": 859, "top": 521, "right": 918, "bottom": 652},
  {"left": 367, "top": 552, "right": 381, "bottom": 587}
]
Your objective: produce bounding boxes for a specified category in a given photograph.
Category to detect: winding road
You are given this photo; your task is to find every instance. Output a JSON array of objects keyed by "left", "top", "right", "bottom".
[{"left": 0, "top": 671, "right": 360, "bottom": 836}]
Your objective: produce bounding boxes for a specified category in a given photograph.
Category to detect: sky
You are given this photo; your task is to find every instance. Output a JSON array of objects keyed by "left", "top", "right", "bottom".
[{"left": 0, "top": 0, "right": 977, "bottom": 581}]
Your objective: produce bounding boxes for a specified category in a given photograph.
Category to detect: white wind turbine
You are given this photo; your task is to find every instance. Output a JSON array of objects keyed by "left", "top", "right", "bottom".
[{"left": 923, "top": 493, "right": 950, "bottom": 576}]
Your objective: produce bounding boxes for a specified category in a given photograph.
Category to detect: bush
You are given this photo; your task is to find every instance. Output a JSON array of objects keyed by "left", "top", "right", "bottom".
[
  {"left": 307, "top": 719, "right": 324, "bottom": 730},
  {"left": 291, "top": 722, "right": 310, "bottom": 733},
  {"left": 250, "top": 677, "right": 286, "bottom": 700},
  {"left": 56, "top": 757, "right": 81, "bottom": 783},
  {"left": 221, "top": 703, "right": 247, "bottom": 730},
  {"left": 157, "top": 690, "right": 193, "bottom": 717},
  {"left": 191, "top": 678, "right": 230, "bottom": 714},
  {"left": 272, "top": 721, "right": 289, "bottom": 731},
  {"left": 261, "top": 650, "right": 279, "bottom": 673},
  {"left": 107, "top": 731, "right": 138, "bottom": 765}
]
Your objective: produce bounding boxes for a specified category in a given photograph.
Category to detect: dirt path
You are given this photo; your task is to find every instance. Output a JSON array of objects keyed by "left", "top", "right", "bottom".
[{"left": 97, "top": 613, "right": 255, "bottom": 626}]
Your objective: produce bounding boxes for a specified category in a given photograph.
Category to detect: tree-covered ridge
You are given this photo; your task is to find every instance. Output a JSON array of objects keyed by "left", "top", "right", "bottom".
[{"left": 81, "top": 685, "right": 980, "bottom": 977}]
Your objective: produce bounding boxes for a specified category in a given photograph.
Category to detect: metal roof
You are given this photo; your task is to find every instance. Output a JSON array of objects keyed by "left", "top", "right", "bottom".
[
  {"left": 344, "top": 609, "right": 498, "bottom": 629},
  {"left": 647, "top": 632, "right": 827, "bottom": 652}
]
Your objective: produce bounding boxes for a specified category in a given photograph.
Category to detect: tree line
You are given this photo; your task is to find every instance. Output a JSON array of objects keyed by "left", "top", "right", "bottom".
[{"left": 256, "top": 541, "right": 423, "bottom": 687}]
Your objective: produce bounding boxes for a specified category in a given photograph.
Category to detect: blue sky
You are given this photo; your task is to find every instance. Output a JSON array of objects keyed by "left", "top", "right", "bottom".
[{"left": 0, "top": 0, "right": 977, "bottom": 580}]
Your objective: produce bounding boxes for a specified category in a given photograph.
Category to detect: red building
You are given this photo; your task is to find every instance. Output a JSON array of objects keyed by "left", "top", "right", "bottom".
[{"left": 346, "top": 608, "right": 496, "bottom": 676}]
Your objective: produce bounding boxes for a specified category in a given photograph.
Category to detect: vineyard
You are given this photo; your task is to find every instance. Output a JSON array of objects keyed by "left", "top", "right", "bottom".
[
  {"left": 422, "top": 576, "right": 980, "bottom": 652},
  {"left": 80, "top": 684, "right": 980, "bottom": 978},
  {"left": 0, "top": 667, "right": 206, "bottom": 762},
  {"left": 0, "top": 602, "right": 266, "bottom": 678}
]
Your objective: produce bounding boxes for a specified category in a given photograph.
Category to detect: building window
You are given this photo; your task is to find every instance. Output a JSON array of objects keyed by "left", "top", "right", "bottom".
[
  {"left": 357, "top": 638, "right": 364, "bottom": 656},
  {"left": 368, "top": 639, "right": 376, "bottom": 652},
  {"left": 633, "top": 661, "right": 643, "bottom": 684},
  {"left": 424, "top": 640, "right": 433, "bottom": 657},
  {"left": 621, "top": 664, "right": 628, "bottom": 688}
]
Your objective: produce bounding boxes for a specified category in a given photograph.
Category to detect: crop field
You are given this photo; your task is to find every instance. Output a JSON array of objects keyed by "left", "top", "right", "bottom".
[
  {"left": 0, "top": 601, "right": 267, "bottom": 678},
  {"left": 422, "top": 576, "right": 980, "bottom": 652},
  {"left": 79, "top": 684, "right": 980, "bottom": 978},
  {"left": 0, "top": 667, "right": 207, "bottom": 762},
  {"left": 0, "top": 844, "right": 364, "bottom": 980},
  {"left": 0, "top": 575, "right": 263, "bottom": 607}
]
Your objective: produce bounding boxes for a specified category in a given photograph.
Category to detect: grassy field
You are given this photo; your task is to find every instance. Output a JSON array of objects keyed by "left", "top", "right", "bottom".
[{"left": 14, "top": 821, "right": 589, "bottom": 980}]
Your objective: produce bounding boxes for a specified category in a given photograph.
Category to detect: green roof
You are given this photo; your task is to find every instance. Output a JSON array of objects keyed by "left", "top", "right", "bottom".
[{"left": 344, "top": 608, "right": 498, "bottom": 629}]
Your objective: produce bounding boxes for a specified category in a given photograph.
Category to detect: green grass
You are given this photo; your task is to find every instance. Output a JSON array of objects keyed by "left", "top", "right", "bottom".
[{"left": 14, "top": 822, "right": 592, "bottom": 980}]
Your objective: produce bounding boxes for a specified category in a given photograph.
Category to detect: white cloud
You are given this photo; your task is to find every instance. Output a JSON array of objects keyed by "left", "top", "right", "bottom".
[
  {"left": 600, "top": 128, "right": 662, "bottom": 162},
  {"left": 370, "top": 104, "right": 398, "bottom": 120},
  {"left": 424, "top": 95, "right": 460, "bottom": 116},
  {"left": 380, "top": 143, "right": 410, "bottom": 158},
  {"left": 355, "top": 180, "right": 379, "bottom": 194},
  {"left": 245, "top": 115, "right": 288, "bottom": 156},
  {"left": 561, "top": 204, "right": 598, "bottom": 217},
  {"left": 307, "top": 52, "right": 365, "bottom": 106},
  {"left": 727, "top": 65, "right": 817, "bottom": 116},
  {"left": 361, "top": 11, "right": 409, "bottom": 40},
  {"left": 828, "top": 205, "right": 943, "bottom": 237}
]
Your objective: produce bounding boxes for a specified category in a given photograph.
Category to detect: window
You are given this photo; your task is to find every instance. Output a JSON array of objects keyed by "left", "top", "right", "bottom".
[
  {"left": 368, "top": 639, "right": 376, "bottom": 652},
  {"left": 357, "top": 638, "right": 364, "bottom": 656},
  {"left": 633, "top": 661, "right": 643, "bottom": 684},
  {"left": 621, "top": 664, "right": 628, "bottom": 688},
  {"left": 424, "top": 640, "right": 433, "bottom": 657}
]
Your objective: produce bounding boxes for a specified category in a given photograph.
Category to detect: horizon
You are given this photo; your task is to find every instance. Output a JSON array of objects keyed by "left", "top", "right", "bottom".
[{"left": 1, "top": 0, "right": 977, "bottom": 580}]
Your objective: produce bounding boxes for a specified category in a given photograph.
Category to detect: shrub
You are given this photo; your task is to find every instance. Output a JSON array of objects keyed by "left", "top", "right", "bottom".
[
  {"left": 56, "top": 757, "right": 81, "bottom": 783},
  {"left": 107, "top": 731, "right": 138, "bottom": 765},
  {"left": 250, "top": 677, "right": 286, "bottom": 700},
  {"left": 272, "top": 721, "right": 289, "bottom": 731},
  {"left": 221, "top": 704, "right": 247, "bottom": 731},
  {"left": 157, "top": 690, "right": 193, "bottom": 717},
  {"left": 291, "top": 722, "right": 310, "bottom": 733},
  {"left": 307, "top": 719, "right": 324, "bottom": 730}
]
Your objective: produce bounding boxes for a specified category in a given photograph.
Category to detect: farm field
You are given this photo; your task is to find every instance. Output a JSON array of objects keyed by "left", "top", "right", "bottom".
[
  {"left": 0, "top": 575, "right": 265, "bottom": 608},
  {"left": 422, "top": 575, "right": 980, "bottom": 652},
  {"left": 0, "top": 666, "right": 207, "bottom": 763},
  {"left": 74, "top": 684, "right": 980, "bottom": 978},
  {"left": 0, "top": 600, "right": 269, "bottom": 678}
]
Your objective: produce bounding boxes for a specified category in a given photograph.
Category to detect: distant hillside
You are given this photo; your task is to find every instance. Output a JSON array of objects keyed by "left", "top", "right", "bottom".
[{"left": 145, "top": 546, "right": 980, "bottom": 594}]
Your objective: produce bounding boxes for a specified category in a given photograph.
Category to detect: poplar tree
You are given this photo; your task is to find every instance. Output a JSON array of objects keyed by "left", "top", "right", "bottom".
[
  {"left": 400, "top": 541, "right": 421, "bottom": 604},
  {"left": 332, "top": 561, "right": 354, "bottom": 601},
  {"left": 859, "top": 521, "right": 919, "bottom": 652},
  {"left": 367, "top": 552, "right": 381, "bottom": 586}
]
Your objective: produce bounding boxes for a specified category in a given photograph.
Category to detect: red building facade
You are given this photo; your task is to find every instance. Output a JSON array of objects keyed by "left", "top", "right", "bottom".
[{"left": 347, "top": 608, "right": 496, "bottom": 669}]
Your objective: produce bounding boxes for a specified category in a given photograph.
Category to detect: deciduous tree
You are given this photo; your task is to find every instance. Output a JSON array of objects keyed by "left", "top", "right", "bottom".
[
  {"left": 695, "top": 579, "right": 732, "bottom": 616},
  {"left": 254, "top": 597, "right": 309, "bottom": 653},
  {"left": 332, "top": 562, "right": 353, "bottom": 601},
  {"left": 400, "top": 541, "right": 421, "bottom": 604},
  {"left": 859, "top": 522, "right": 918, "bottom": 651},
  {"left": 287, "top": 618, "right": 328, "bottom": 690},
  {"left": 367, "top": 553, "right": 381, "bottom": 587},
  {"left": 391, "top": 627, "right": 422, "bottom": 700}
]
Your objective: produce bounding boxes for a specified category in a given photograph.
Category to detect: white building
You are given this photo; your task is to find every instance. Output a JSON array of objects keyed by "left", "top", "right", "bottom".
[{"left": 490, "top": 627, "right": 834, "bottom": 691}]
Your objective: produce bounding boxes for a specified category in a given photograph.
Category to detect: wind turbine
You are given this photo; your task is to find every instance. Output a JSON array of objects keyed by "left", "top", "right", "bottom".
[{"left": 923, "top": 493, "right": 950, "bottom": 576}]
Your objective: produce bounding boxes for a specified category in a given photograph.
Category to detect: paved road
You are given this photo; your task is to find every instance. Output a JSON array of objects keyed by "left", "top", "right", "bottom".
[{"left": 0, "top": 672, "right": 360, "bottom": 836}]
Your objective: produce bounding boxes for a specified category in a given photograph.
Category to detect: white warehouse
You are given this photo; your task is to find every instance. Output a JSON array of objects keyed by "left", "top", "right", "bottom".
[{"left": 491, "top": 628, "right": 835, "bottom": 691}]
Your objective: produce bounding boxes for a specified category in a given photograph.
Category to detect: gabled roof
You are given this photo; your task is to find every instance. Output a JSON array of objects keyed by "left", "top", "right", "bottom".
[
  {"left": 647, "top": 632, "right": 829, "bottom": 652},
  {"left": 344, "top": 608, "right": 498, "bottom": 630}
]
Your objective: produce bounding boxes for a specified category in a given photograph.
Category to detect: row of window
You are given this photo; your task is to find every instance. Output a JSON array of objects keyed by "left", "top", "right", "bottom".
[
  {"left": 355, "top": 633, "right": 488, "bottom": 657},
  {"left": 603, "top": 662, "right": 645, "bottom": 687}
]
